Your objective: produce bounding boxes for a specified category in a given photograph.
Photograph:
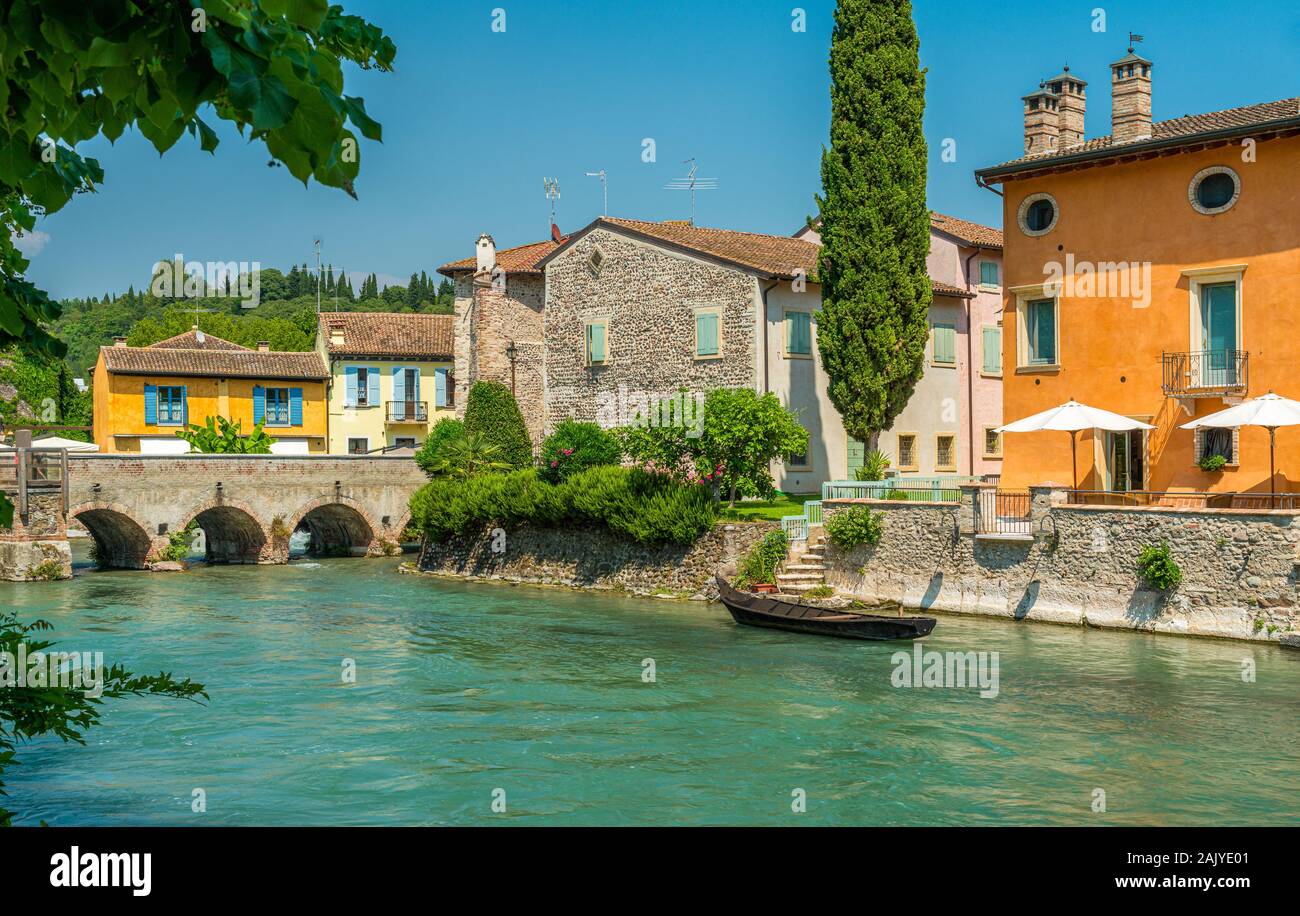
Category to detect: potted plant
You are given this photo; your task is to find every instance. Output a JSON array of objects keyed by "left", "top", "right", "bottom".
[
  {"left": 1199, "top": 453, "right": 1228, "bottom": 473},
  {"left": 737, "top": 530, "right": 789, "bottom": 594}
]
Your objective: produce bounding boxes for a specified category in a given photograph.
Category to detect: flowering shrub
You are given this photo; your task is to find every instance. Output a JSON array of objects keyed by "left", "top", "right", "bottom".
[{"left": 538, "top": 420, "right": 622, "bottom": 482}]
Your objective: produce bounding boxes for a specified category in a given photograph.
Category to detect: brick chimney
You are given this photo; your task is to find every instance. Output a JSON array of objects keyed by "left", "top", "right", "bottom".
[
  {"left": 1023, "top": 85, "right": 1061, "bottom": 154},
  {"left": 1047, "top": 66, "right": 1087, "bottom": 148},
  {"left": 113, "top": 337, "right": 128, "bottom": 347},
  {"left": 1110, "top": 48, "right": 1152, "bottom": 143},
  {"left": 256, "top": 340, "right": 270, "bottom": 352}
]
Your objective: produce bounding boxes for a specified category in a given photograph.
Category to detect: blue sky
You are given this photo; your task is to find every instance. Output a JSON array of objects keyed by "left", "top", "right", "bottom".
[{"left": 24, "top": 0, "right": 1300, "bottom": 299}]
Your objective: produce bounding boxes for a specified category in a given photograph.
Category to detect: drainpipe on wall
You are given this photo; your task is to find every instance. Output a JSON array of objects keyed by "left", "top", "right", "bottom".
[
  {"left": 759, "top": 279, "right": 780, "bottom": 394},
  {"left": 963, "top": 249, "right": 979, "bottom": 477}
]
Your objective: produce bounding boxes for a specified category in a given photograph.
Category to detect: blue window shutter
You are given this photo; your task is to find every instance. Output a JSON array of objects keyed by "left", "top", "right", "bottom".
[
  {"left": 434, "top": 368, "right": 448, "bottom": 408},
  {"left": 180, "top": 385, "right": 188, "bottom": 426},
  {"left": 980, "top": 261, "right": 1000, "bottom": 286},
  {"left": 411, "top": 367, "right": 420, "bottom": 402},
  {"left": 253, "top": 385, "right": 265, "bottom": 424},
  {"left": 392, "top": 365, "right": 405, "bottom": 402},
  {"left": 144, "top": 384, "right": 157, "bottom": 425},
  {"left": 367, "top": 367, "right": 380, "bottom": 406},
  {"left": 344, "top": 366, "right": 358, "bottom": 407},
  {"left": 290, "top": 388, "right": 303, "bottom": 426}
]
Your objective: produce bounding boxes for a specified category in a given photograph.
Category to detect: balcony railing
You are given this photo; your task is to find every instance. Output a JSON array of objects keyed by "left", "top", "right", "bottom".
[
  {"left": 385, "top": 401, "right": 429, "bottom": 423},
  {"left": 1162, "top": 349, "right": 1248, "bottom": 397}
]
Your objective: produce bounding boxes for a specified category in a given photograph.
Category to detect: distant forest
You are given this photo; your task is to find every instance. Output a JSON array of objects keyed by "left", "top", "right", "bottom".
[{"left": 52, "top": 264, "right": 457, "bottom": 378}]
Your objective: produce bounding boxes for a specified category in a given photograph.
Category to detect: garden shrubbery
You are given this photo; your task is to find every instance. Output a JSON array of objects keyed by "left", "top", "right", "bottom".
[
  {"left": 538, "top": 420, "right": 622, "bottom": 482},
  {"left": 825, "top": 506, "right": 884, "bottom": 549},
  {"left": 463, "top": 381, "right": 533, "bottom": 469},
  {"left": 409, "top": 465, "right": 717, "bottom": 546},
  {"left": 737, "top": 530, "right": 789, "bottom": 587},
  {"left": 1137, "top": 542, "right": 1182, "bottom": 591}
]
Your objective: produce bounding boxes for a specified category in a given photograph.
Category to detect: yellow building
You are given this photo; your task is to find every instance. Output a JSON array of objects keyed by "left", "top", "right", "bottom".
[
  {"left": 92, "top": 329, "right": 330, "bottom": 454},
  {"left": 316, "top": 312, "right": 456, "bottom": 453}
]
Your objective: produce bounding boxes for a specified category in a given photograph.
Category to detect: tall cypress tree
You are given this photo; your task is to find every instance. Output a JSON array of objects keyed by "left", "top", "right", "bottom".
[{"left": 815, "top": 0, "right": 930, "bottom": 441}]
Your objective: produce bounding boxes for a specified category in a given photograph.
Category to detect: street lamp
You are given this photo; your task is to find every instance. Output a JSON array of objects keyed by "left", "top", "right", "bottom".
[{"left": 505, "top": 340, "right": 518, "bottom": 396}]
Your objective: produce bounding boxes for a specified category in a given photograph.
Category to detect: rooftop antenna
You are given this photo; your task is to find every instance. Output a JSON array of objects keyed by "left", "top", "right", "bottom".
[
  {"left": 663, "top": 158, "right": 718, "bottom": 225},
  {"left": 183, "top": 300, "right": 216, "bottom": 344},
  {"left": 543, "top": 177, "right": 561, "bottom": 229},
  {"left": 585, "top": 169, "right": 608, "bottom": 217}
]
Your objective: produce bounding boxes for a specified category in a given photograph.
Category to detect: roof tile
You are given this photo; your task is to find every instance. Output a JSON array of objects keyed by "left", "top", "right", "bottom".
[
  {"left": 101, "top": 347, "right": 328, "bottom": 380},
  {"left": 318, "top": 311, "right": 454, "bottom": 359}
]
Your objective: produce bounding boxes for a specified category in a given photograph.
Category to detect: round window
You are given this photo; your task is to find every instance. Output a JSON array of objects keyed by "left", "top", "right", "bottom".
[
  {"left": 1189, "top": 167, "right": 1240, "bottom": 215},
  {"left": 1017, "top": 193, "right": 1058, "bottom": 237}
]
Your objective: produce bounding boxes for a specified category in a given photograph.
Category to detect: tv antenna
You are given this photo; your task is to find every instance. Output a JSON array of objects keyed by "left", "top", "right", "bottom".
[
  {"left": 585, "top": 169, "right": 608, "bottom": 216},
  {"left": 663, "top": 158, "right": 717, "bottom": 225},
  {"left": 543, "top": 177, "right": 561, "bottom": 228}
]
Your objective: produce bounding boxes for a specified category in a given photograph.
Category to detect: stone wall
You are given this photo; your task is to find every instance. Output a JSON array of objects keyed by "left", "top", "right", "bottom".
[
  {"left": 821, "top": 485, "right": 1300, "bottom": 641},
  {"left": 414, "top": 520, "right": 777, "bottom": 598},
  {"left": 453, "top": 272, "right": 546, "bottom": 443},
  {"left": 0, "top": 491, "right": 72, "bottom": 580},
  {"left": 542, "top": 228, "right": 758, "bottom": 432}
]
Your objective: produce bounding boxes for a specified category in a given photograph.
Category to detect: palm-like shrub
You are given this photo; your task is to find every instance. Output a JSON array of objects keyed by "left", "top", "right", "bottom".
[
  {"left": 423, "top": 431, "right": 512, "bottom": 480},
  {"left": 414, "top": 417, "right": 465, "bottom": 476},
  {"left": 855, "top": 449, "right": 892, "bottom": 481}
]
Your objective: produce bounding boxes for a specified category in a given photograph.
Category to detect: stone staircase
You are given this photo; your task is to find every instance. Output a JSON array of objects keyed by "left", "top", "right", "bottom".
[{"left": 776, "top": 532, "right": 828, "bottom": 595}]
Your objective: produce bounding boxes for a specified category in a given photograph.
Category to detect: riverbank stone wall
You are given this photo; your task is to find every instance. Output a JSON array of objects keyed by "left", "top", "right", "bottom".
[
  {"left": 822, "top": 484, "right": 1300, "bottom": 642},
  {"left": 413, "top": 520, "right": 777, "bottom": 598}
]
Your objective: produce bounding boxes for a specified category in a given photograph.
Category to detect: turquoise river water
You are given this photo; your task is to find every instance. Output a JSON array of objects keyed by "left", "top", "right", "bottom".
[{"left": 2, "top": 544, "right": 1298, "bottom": 826}]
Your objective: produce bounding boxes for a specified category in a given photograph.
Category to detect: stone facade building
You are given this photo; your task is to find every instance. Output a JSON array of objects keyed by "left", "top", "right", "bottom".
[{"left": 439, "top": 213, "right": 1002, "bottom": 492}]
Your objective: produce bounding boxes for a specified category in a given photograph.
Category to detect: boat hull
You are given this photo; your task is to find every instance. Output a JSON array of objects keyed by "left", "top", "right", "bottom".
[{"left": 715, "top": 576, "right": 935, "bottom": 641}]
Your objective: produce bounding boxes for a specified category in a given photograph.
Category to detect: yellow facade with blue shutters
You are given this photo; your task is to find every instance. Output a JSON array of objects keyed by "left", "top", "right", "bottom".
[
  {"left": 91, "top": 334, "right": 329, "bottom": 454},
  {"left": 323, "top": 358, "right": 455, "bottom": 454}
]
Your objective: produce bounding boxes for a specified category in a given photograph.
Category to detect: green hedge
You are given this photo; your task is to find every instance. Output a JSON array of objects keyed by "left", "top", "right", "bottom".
[
  {"left": 825, "top": 506, "right": 884, "bottom": 549},
  {"left": 409, "top": 465, "right": 718, "bottom": 546},
  {"left": 463, "top": 381, "right": 533, "bottom": 469}
]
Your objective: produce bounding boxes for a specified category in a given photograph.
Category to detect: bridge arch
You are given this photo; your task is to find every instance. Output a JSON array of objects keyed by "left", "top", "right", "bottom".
[
  {"left": 287, "top": 496, "right": 381, "bottom": 557},
  {"left": 68, "top": 502, "right": 153, "bottom": 569},
  {"left": 177, "top": 498, "right": 272, "bottom": 565}
]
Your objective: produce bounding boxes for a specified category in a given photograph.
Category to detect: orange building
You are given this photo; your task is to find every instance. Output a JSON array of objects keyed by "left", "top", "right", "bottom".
[
  {"left": 92, "top": 329, "right": 330, "bottom": 454},
  {"left": 975, "top": 49, "right": 1300, "bottom": 495}
]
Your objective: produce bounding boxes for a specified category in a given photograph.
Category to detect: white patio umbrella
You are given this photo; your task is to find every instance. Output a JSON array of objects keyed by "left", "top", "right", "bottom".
[
  {"left": 1180, "top": 391, "right": 1300, "bottom": 507},
  {"left": 0, "top": 435, "right": 98, "bottom": 451},
  {"left": 996, "top": 399, "right": 1155, "bottom": 490}
]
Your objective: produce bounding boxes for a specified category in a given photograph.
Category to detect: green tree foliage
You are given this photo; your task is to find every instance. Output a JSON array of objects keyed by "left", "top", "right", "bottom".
[
  {"left": 814, "top": 0, "right": 931, "bottom": 441},
  {"left": 0, "top": 347, "right": 91, "bottom": 440},
  {"left": 696, "top": 389, "right": 809, "bottom": 506},
  {"left": 409, "top": 466, "right": 717, "bottom": 547},
  {"left": 539, "top": 420, "right": 622, "bottom": 483},
  {"left": 0, "top": 0, "right": 395, "bottom": 360},
  {"left": 1137, "top": 542, "right": 1182, "bottom": 592},
  {"left": 1, "top": 611, "right": 206, "bottom": 826},
  {"left": 176, "top": 415, "right": 275, "bottom": 453},
  {"left": 126, "top": 304, "right": 316, "bottom": 352},
  {"left": 414, "top": 417, "right": 465, "bottom": 476},
  {"left": 463, "top": 381, "right": 533, "bottom": 470}
]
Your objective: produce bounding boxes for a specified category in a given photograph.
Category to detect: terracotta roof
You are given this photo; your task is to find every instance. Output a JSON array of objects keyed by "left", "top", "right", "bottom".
[
  {"left": 930, "top": 212, "right": 1003, "bottom": 250},
  {"left": 535, "top": 217, "right": 820, "bottom": 280},
  {"left": 931, "top": 280, "right": 975, "bottom": 299},
  {"left": 148, "top": 329, "right": 250, "bottom": 351},
  {"left": 438, "top": 238, "right": 562, "bottom": 276},
  {"left": 318, "top": 311, "right": 454, "bottom": 359},
  {"left": 978, "top": 96, "right": 1300, "bottom": 181},
  {"left": 101, "top": 346, "right": 328, "bottom": 380}
]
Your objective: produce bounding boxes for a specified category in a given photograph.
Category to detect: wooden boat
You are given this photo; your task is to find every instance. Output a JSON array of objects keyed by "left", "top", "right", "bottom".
[{"left": 715, "top": 576, "right": 936, "bottom": 641}]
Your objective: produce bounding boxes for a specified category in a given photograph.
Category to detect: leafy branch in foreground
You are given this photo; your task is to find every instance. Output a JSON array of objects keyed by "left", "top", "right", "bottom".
[{"left": 0, "top": 612, "right": 207, "bottom": 826}]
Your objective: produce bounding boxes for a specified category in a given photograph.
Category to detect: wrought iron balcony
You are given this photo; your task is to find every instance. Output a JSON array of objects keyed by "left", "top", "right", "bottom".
[
  {"left": 385, "top": 401, "right": 429, "bottom": 424},
  {"left": 1161, "top": 349, "right": 1248, "bottom": 397}
]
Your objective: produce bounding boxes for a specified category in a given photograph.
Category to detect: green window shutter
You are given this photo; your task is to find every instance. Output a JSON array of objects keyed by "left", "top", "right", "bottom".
[
  {"left": 1032, "top": 300, "right": 1056, "bottom": 364},
  {"left": 847, "top": 436, "right": 865, "bottom": 475},
  {"left": 982, "top": 326, "right": 1002, "bottom": 374},
  {"left": 933, "top": 323, "right": 956, "bottom": 364},
  {"left": 980, "top": 261, "right": 1000, "bottom": 286},
  {"left": 787, "top": 311, "right": 811, "bottom": 354},
  {"left": 696, "top": 312, "right": 719, "bottom": 356},
  {"left": 587, "top": 322, "right": 606, "bottom": 363}
]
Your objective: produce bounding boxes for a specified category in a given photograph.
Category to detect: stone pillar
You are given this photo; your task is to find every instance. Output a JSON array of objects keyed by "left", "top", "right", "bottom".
[
  {"left": 0, "top": 491, "right": 72, "bottom": 581},
  {"left": 958, "top": 483, "right": 988, "bottom": 536},
  {"left": 1028, "top": 484, "right": 1071, "bottom": 541}
]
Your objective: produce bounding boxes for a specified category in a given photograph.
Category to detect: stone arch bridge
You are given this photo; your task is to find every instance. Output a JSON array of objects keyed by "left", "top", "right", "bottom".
[{"left": 65, "top": 455, "right": 428, "bottom": 569}]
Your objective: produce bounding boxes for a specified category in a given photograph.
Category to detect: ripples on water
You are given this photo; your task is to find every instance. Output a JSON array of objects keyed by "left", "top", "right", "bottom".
[{"left": 2, "top": 543, "right": 1298, "bottom": 825}]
